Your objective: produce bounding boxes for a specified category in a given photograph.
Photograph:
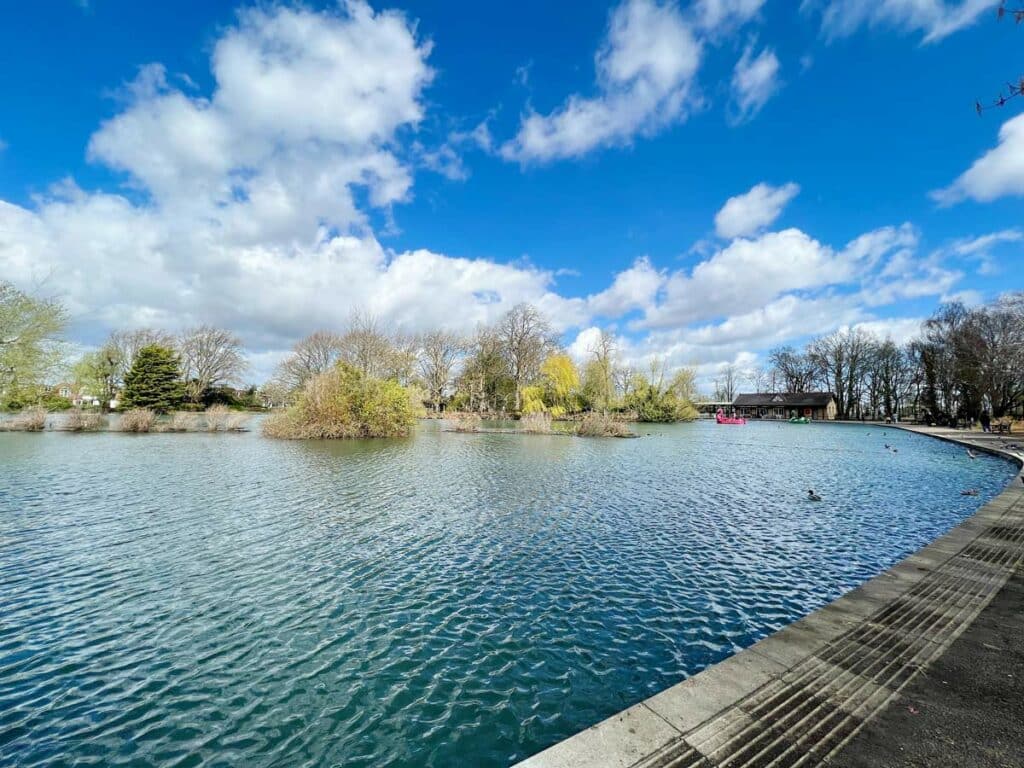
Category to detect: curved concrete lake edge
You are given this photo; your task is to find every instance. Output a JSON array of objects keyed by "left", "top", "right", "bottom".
[{"left": 514, "top": 426, "right": 1024, "bottom": 768}]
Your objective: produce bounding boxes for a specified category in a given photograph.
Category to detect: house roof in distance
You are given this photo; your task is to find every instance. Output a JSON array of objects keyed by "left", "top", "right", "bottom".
[{"left": 733, "top": 392, "right": 836, "bottom": 407}]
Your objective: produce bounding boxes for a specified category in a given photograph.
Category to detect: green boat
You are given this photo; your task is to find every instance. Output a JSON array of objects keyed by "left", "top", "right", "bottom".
[{"left": 788, "top": 416, "right": 810, "bottom": 424}]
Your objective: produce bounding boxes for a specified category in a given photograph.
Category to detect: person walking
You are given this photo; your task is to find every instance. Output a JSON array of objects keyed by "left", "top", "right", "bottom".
[{"left": 980, "top": 410, "right": 991, "bottom": 433}]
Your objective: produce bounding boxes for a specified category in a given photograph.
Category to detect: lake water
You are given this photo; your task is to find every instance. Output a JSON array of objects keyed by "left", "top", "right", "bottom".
[{"left": 0, "top": 420, "right": 1017, "bottom": 767}]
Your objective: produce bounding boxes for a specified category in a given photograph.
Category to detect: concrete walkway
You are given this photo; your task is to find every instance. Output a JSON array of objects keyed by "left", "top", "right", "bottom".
[{"left": 514, "top": 426, "right": 1024, "bottom": 768}]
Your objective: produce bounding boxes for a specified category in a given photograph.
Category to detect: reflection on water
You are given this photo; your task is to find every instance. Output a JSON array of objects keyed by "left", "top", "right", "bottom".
[{"left": 0, "top": 420, "right": 1016, "bottom": 767}]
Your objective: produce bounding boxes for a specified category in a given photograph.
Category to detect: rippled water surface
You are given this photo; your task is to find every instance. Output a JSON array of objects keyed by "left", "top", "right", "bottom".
[{"left": 1, "top": 421, "right": 1017, "bottom": 767}]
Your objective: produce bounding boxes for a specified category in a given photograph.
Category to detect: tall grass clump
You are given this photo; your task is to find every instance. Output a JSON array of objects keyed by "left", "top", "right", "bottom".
[
  {"left": 167, "top": 412, "right": 200, "bottom": 432},
  {"left": 0, "top": 406, "right": 47, "bottom": 432},
  {"left": 65, "top": 408, "right": 107, "bottom": 432},
  {"left": 224, "top": 412, "right": 250, "bottom": 432},
  {"left": 452, "top": 412, "right": 482, "bottom": 433},
  {"left": 204, "top": 404, "right": 232, "bottom": 431},
  {"left": 120, "top": 408, "right": 156, "bottom": 433},
  {"left": 519, "top": 411, "right": 552, "bottom": 434},
  {"left": 576, "top": 411, "right": 634, "bottom": 438},
  {"left": 263, "top": 363, "right": 416, "bottom": 440}
]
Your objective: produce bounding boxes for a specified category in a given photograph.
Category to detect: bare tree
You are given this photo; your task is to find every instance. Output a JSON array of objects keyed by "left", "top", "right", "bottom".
[
  {"left": 178, "top": 325, "right": 247, "bottom": 404},
  {"left": 768, "top": 345, "right": 817, "bottom": 393},
  {"left": 339, "top": 311, "right": 398, "bottom": 380},
  {"left": 869, "top": 339, "right": 916, "bottom": 420},
  {"left": 496, "top": 303, "right": 557, "bottom": 411},
  {"left": 712, "top": 363, "right": 740, "bottom": 401},
  {"left": 417, "top": 330, "right": 466, "bottom": 412},
  {"left": 745, "top": 364, "right": 776, "bottom": 393},
  {"left": 583, "top": 330, "right": 617, "bottom": 412},
  {"left": 807, "top": 328, "right": 874, "bottom": 420},
  {"left": 976, "top": 2, "right": 1024, "bottom": 114},
  {"left": 275, "top": 331, "right": 344, "bottom": 391},
  {"left": 456, "top": 326, "right": 512, "bottom": 413}
]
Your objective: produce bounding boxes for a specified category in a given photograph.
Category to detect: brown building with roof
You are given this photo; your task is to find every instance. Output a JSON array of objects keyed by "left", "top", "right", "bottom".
[{"left": 732, "top": 392, "right": 837, "bottom": 421}]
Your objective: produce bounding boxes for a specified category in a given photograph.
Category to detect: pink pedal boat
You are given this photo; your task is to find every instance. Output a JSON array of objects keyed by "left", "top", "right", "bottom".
[{"left": 715, "top": 408, "right": 746, "bottom": 425}]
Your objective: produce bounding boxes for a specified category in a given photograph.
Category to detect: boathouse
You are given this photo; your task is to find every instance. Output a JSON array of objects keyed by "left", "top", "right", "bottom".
[{"left": 732, "top": 392, "right": 837, "bottom": 421}]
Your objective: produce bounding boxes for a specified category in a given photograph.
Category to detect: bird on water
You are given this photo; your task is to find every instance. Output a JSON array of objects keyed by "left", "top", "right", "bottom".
[{"left": 807, "top": 489, "right": 823, "bottom": 502}]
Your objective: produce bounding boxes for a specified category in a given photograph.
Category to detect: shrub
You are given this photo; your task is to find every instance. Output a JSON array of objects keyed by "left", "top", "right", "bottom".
[
  {"left": 519, "top": 411, "right": 552, "bottom": 434},
  {"left": 263, "top": 363, "right": 416, "bottom": 439},
  {"left": 204, "top": 404, "right": 232, "bottom": 431},
  {"left": 0, "top": 406, "right": 47, "bottom": 432},
  {"left": 225, "top": 413, "right": 250, "bottom": 432},
  {"left": 168, "top": 412, "right": 200, "bottom": 432},
  {"left": 120, "top": 408, "right": 156, "bottom": 433},
  {"left": 576, "top": 411, "right": 633, "bottom": 438},
  {"left": 39, "top": 395, "right": 73, "bottom": 411},
  {"left": 452, "top": 412, "right": 482, "bottom": 432},
  {"left": 625, "top": 385, "right": 698, "bottom": 423},
  {"left": 65, "top": 408, "right": 107, "bottom": 432}
]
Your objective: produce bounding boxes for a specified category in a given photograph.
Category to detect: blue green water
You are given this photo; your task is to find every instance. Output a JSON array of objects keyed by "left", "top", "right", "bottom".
[{"left": 0, "top": 421, "right": 1016, "bottom": 767}]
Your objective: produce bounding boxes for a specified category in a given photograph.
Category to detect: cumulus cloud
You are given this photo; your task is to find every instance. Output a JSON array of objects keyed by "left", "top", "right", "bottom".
[
  {"left": 0, "top": 0, "right": 978, "bottom": 387},
  {"left": 714, "top": 181, "right": 800, "bottom": 239},
  {"left": 803, "top": 0, "right": 998, "bottom": 44},
  {"left": 584, "top": 257, "right": 664, "bottom": 317},
  {"left": 932, "top": 114, "right": 1024, "bottom": 204},
  {"left": 500, "top": 0, "right": 702, "bottom": 162},
  {"left": 728, "top": 44, "right": 781, "bottom": 124},
  {"left": 639, "top": 223, "right": 923, "bottom": 330},
  {"left": 0, "top": 2, "right": 589, "bottom": 357}
]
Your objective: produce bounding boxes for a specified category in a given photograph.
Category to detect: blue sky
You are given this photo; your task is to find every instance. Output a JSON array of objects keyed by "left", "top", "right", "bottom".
[{"left": 1, "top": 0, "right": 1022, "bottom": 385}]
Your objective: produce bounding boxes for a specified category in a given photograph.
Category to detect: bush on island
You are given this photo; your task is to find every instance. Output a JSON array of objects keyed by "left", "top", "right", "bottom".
[
  {"left": 625, "top": 383, "right": 698, "bottom": 423},
  {"left": 575, "top": 411, "right": 634, "bottom": 438},
  {"left": 120, "top": 408, "right": 157, "bottom": 433},
  {"left": 452, "top": 412, "right": 482, "bottom": 432},
  {"left": 519, "top": 411, "right": 553, "bottom": 434},
  {"left": 0, "top": 405, "right": 47, "bottom": 432},
  {"left": 65, "top": 408, "right": 107, "bottom": 432},
  {"left": 263, "top": 363, "right": 416, "bottom": 439}
]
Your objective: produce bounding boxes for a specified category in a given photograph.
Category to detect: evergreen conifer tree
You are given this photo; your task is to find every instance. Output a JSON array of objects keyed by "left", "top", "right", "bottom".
[{"left": 122, "top": 344, "right": 184, "bottom": 412}]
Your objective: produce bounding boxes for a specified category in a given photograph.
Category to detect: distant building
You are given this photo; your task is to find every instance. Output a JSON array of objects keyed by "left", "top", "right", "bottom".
[
  {"left": 50, "top": 383, "right": 101, "bottom": 408},
  {"left": 733, "top": 392, "right": 837, "bottom": 421}
]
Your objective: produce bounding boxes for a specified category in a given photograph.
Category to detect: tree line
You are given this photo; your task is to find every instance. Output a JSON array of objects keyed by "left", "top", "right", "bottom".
[
  {"left": 266, "top": 304, "right": 699, "bottom": 422},
  {"left": 757, "top": 293, "right": 1024, "bottom": 424},
  {"left": 5, "top": 276, "right": 1019, "bottom": 425}
]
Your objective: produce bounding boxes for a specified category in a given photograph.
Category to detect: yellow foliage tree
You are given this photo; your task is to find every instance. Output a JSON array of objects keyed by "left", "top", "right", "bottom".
[{"left": 539, "top": 353, "right": 581, "bottom": 415}]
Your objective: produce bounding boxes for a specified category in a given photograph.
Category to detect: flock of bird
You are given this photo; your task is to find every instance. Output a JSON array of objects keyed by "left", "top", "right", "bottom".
[{"left": 804, "top": 429, "right": 1020, "bottom": 502}]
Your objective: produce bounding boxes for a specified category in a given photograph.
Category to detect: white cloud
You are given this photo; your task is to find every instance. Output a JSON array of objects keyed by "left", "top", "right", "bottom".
[
  {"left": 852, "top": 316, "right": 927, "bottom": 345},
  {"left": 639, "top": 222, "right": 926, "bottom": 332},
  {"left": 951, "top": 229, "right": 1022, "bottom": 255},
  {"left": 0, "top": 0, "right": 980, "bottom": 388},
  {"left": 728, "top": 44, "right": 781, "bottom": 124},
  {"left": 567, "top": 326, "right": 606, "bottom": 362},
  {"left": 584, "top": 256, "right": 664, "bottom": 317},
  {"left": 500, "top": 0, "right": 702, "bottom": 162},
  {"left": 714, "top": 181, "right": 800, "bottom": 238},
  {"left": 693, "top": 0, "right": 767, "bottom": 33},
  {"left": 932, "top": 114, "right": 1024, "bottom": 204},
  {"left": 0, "top": 3, "right": 590, "bottom": 357},
  {"left": 87, "top": 2, "right": 434, "bottom": 240},
  {"left": 804, "top": 0, "right": 998, "bottom": 44}
]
